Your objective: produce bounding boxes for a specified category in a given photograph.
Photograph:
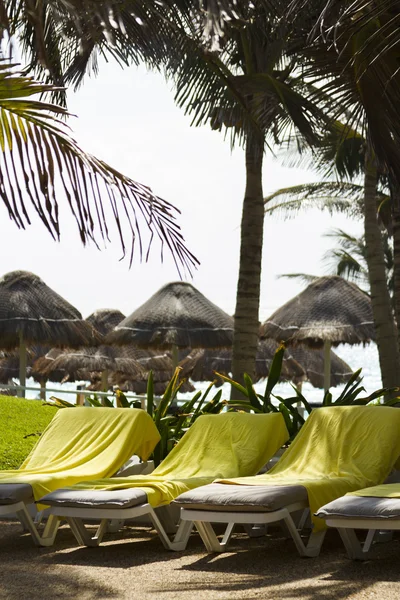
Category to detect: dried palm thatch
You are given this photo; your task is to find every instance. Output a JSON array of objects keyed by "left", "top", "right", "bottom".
[
  {"left": 289, "top": 347, "right": 353, "bottom": 389},
  {"left": 105, "top": 282, "right": 234, "bottom": 348},
  {"left": 113, "top": 347, "right": 172, "bottom": 380},
  {"left": 260, "top": 276, "right": 375, "bottom": 348},
  {"left": 85, "top": 309, "right": 126, "bottom": 337},
  {"left": 0, "top": 271, "right": 100, "bottom": 349},
  {"left": 31, "top": 348, "right": 85, "bottom": 383},
  {"left": 0, "top": 353, "right": 32, "bottom": 383},
  {"left": 179, "top": 340, "right": 306, "bottom": 386}
]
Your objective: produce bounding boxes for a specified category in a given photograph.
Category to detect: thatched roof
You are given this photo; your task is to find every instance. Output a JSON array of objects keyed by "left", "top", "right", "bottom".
[
  {"left": 0, "top": 353, "right": 32, "bottom": 383},
  {"left": 31, "top": 348, "right": 86, "bottom": 383},
  {"left": 85, "top": 309, "right": 126, "bottom": 337},
  {"left": 261, "top": 276, "right": 375, "bottom": 348},
  {"left": 105, "top": 282, "right": 234, "bottom": 348},
  {"left": 179, "top": 340, "right": 306, "bottom": 386},
  {"left": 289, "top": 346, "right": 353, "bottom": 389},
  {"left": 0, "top": 270, "right": 100, "bottom": 349}
]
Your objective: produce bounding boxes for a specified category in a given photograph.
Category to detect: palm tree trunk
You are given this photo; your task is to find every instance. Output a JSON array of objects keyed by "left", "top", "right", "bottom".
[
  {"left": 391, "top": 184, "right": 400, "bottom": 353},
  {"left": 363, "top": 153, "right": 400, "bottom": 389},
  {"left": 231, "top": 132, "right": 264, "bottom": 398}
]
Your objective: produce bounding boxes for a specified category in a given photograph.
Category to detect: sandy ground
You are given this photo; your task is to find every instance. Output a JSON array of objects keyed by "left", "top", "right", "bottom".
[{"left": 1, "top": 520, "right": 400, "bottom": 600}]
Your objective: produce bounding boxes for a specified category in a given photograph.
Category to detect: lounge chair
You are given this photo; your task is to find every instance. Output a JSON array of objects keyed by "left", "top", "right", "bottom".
[
  {"left": 173, "top": 406, "right": 400, "bottom": 557},
  {"left": 315, "top": 471, "right": 400, "bottom": 559},
  {"left": 38, "top": 412, "right": 289, "bottom": 549},
  {"left": 0, "top": 407, "right": 160, "bottom": 546}
]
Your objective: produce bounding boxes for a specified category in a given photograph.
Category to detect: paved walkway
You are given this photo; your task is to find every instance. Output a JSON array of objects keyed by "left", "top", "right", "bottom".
[{"left": 1, "top": 520, "right": 400, "bottom": 599}]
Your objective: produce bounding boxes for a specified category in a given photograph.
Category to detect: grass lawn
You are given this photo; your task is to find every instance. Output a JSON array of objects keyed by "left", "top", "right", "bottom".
[{"left": 0, "top": 396, "right": 57, "bottom": 469}]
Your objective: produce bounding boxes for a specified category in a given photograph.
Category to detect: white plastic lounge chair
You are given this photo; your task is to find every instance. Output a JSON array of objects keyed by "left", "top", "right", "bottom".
[
  {"left": 38, "top": 412, "right": 289, "bottom": 550},
  {"left": 173, "top": 406, "right": 400, "bottom": 557},
  {"left": 0, "top": 407, "right": 160, "bottom": 546},
  {"left": 315, "top": 472, "right": 400, "bottom": 560}
]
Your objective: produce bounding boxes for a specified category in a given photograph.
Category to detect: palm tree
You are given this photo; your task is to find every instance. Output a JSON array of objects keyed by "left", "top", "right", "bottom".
[
  {"left": 165, "top": 4, "right": 327, "bottom": 390},
  {"left": 265, "top": 130, "right": 400, "bottom": 389},
  {"left": 0, "top": 60, "right": 196, "bottom": 275}
]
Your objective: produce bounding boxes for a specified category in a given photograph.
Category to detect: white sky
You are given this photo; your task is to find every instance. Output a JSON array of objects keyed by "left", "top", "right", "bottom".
[{"left": 1, "top": 61, "right": 362, "bottom": 322}]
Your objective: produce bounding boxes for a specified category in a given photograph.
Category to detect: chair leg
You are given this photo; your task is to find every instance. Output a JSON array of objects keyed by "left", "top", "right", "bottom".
[
  {"left": 15, "top": 505, "right": 43, "bottom": 547},
  {"left": 243, "top": 523, "right": 268, "bottom": 538},
  {"left": 169, "top": 519, "right": 194, "bottom": 551},
  {"left": 148, "top": 508, "right": 182, "bottom": 551},
  {"left": 107, "top": 519, "right": 125, "bottom": 533},
  {"left": 193, "top": 521, "right": 230, "bottom": 553},
  {"left": 337, "top": 527, "right": 366, "bottom": 560},
  {"left": 64, "top": 517, "right": 104, "bottom": 547},
  {"left": 363, "top": 529, "right": 376, "bottom": 552},
  {"left": 38, "top": 515, "right": 62, "bottom": 547},
  {"left": 283, "top": 514, "right": 326, "bottom": 557}
]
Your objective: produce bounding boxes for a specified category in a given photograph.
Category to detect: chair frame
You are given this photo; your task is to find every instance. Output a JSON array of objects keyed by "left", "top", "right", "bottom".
[
  {"left": 324, "top": 516, "right": 400, "bottom": 560},
  {"left": 45, "top": 502, "right": 194, "bottom": 550},
  {"left": 0, "top": 501, "right": 59, "bottom": 547},
  {"left": 178, "top": 500, "right": 327, "bottom": 557},
  {"left": 0, "top": 461, "right": 153, "bottom": 547}
]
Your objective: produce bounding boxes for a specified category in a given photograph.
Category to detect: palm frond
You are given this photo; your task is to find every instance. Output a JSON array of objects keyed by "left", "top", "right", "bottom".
[
  {"left": 0, "top": 61, "right": 198, "bottom": 275},
  {"left": 264, "top": 181, "right": 365, "bottom": 218}
]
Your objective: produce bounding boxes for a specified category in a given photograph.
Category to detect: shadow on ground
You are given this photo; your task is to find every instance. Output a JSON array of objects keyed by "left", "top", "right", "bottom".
[{"left": 1, "top": 521, "right": 400, "bottom": 599}]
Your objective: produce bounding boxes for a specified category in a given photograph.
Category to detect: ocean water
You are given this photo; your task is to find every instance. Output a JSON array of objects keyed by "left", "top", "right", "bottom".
[{"left": 21, "top": 342, "right": 383, "bottom": 405}]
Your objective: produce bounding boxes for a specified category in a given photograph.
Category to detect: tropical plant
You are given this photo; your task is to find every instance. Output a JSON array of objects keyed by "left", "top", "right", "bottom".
[{"left": 218, "top": 344, "right": 309, "bottom": 440}]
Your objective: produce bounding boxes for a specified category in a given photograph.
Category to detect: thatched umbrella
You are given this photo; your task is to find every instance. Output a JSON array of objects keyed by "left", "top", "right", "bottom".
[
  {"left": 260, "top": 276, "right": 374, "bottom": 391},
  {"left": 0, "top": 270, "right": 99, "bottom": 396},
  {"left": 33, "top": 309, "right": 134, "bottom": 393},
  {"left": 287, "top": 347, "right": 353, "bottom": 389},
  {"left": 179, "top": 340, "right": 306, "bottom": 386},
  {"left": 86, "top": 308, "right": 126, "bottom": 337},
  {"left": 105, "top": 282, "right": 234, "bottom": 367}
]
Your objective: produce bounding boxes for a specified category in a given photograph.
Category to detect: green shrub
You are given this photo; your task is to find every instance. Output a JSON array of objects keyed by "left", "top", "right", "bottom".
[{"left": 0, "top": 396, "right": 57, "bottom": 469}]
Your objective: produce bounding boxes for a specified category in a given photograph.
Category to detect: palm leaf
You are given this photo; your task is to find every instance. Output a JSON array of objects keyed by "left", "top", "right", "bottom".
[{"left": 0, "top": 62, "right": 197, "bottom": 274}]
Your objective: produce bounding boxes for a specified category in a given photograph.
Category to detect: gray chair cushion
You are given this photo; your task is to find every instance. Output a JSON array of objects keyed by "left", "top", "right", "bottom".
[
  {"left": 39, "top": 488, "right": 148, "bottom": 509},
  {"left": 316, "top": 495, "right": 400, "bottom": 520},
  {"left": 0, "top": 483, "right": 34, "bottom": 505},
  {"left": 173, "top": 483, "right": 308, "bottom": 512}
]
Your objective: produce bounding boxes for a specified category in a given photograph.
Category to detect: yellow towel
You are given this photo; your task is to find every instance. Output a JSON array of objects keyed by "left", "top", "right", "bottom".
[
  {"left": 348, "top": 483, "right": 400, "bottom": 498},
  {"left": 67, "top": 412, "right": 289, "bottom": 507},
  {"left": 0, "top": 407, "right": 160, "bottom": 502},
  {"left": 217, "top": 406, "right": 400, "bottom": 531}
]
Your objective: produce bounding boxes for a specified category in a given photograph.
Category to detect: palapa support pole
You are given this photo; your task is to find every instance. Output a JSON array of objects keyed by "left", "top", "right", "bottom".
[
  {"left": 323, "top": 340, "right": 331, "bottom": 393},
  {"left": 101, "top": 370, "right": 109, "bottom": 404},
  {"left": 39, "top": 378, "right": 46, "bottom": 401},
  {"left": 18, "top": 330, "right": 27, "bottom": 398},
  {"left": 171, "top": 345, "right": 179, "bottom": 370}
]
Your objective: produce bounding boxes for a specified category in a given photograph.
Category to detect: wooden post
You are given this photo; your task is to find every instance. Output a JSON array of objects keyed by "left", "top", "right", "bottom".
[
  {"left": 101, "top": 370, "right": 108, "bottom": 406},
  {"left": 76, "top": 383, "right": 85, "bottom": 406},
  {"left": 171, "top": 345, "right": 179, "bottom": 370},
  {"left": 39, "top": 378, "right": 46, "bottom": 401},
  {"left": 323, "top": 340, "right": 331, "bottom": 393},
  {"left": 18, "top": 330, "right": 26, "bottom": 398}
]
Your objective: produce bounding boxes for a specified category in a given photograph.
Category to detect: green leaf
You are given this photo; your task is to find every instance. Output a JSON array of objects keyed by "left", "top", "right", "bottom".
[
  {"left": 146, "top": 371, "right": 154, "bottom": 417},
  {"left": 215, "top": 372, "right": 248, "bottom": 398},
  {"left": 243, "top": 373, "right": 263, "bottom": 412},
  {"left": 264, "top": 344, "right": 285, "bottom": 401}
]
